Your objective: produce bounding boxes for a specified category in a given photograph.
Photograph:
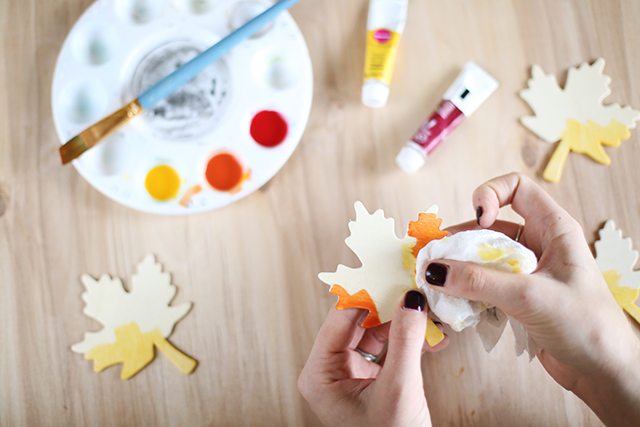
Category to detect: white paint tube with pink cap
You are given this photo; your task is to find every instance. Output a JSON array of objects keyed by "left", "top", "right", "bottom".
[{"left": 395, "top": 62, "right": 499, "bottom": 173}]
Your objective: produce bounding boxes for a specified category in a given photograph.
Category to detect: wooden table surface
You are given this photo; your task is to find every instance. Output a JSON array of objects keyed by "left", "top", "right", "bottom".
[{"left": 2, "top": 0, "right": 639, "bottom": 425}]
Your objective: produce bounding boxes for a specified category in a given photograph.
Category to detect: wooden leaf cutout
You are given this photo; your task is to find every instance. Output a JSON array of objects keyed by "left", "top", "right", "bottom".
[
  {"left": 319, "top": 202, "right": 416, "bottom": 326},
  {"left": 520, "top": 59, "right": 640, "bottom": 182},
  {"left": 595, "top": 221, "right": 640, "bottom": 325},
  {"left": 72, "top": 255, "right": 197, "bottom": 380},
  {"left": 319, "top": 202, "right": 448, "bottom": 346}
]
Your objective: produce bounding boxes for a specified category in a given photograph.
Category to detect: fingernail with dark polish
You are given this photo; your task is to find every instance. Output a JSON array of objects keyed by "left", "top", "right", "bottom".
[
  {"left": 475, "top": 206, "right": 483, "bottom": 225},
  {"left": 404, "top": 290, "right": 426, "bottom": 311},
  {"left": 425, "top": 263, "right": 448, "bottom": 287}
]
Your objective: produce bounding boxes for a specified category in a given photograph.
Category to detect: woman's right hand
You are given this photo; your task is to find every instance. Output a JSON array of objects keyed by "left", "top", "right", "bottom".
[{"left": 423, "top": 172, "right": 640, "bottom": 426}]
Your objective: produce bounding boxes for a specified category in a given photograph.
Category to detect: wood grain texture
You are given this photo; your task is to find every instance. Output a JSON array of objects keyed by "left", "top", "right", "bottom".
[{"left": 1, "top": 0, "right": 639, "bottom": 425}]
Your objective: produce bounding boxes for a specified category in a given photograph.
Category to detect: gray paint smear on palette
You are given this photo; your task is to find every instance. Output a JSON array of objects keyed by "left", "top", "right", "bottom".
[{"left": 130, "top": 40, "right": 232, "bottom": 140}]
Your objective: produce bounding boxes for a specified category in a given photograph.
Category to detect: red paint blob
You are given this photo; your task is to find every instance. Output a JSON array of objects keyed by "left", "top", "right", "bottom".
[
  {"left": 250, "top": 110, "right": 288, "bottom": 147},
  {"left": 205, "top": 153, "right": 243, "bottom": 191}
]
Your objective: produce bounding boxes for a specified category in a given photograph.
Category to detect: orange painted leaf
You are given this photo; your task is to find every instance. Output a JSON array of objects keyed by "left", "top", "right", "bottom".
[
  {"left": 329, "top": 284, "right": 381, "bottom": 328},
  {"left": 408, "top": 213, "right": 449, "bottom": 257}
]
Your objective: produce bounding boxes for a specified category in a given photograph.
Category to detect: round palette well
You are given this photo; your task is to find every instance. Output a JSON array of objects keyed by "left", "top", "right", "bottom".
[{"left": 52, "top": 0, "right": 313, "bottom": 215}]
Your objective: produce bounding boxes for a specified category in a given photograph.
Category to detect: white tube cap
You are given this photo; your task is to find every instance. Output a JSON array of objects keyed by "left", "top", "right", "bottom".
[
  {"left": 362, "top": 80, "right": 390, "bottom": 108},
  {"left": 395, "top": 144, "right": 426, "bottom": 173}
]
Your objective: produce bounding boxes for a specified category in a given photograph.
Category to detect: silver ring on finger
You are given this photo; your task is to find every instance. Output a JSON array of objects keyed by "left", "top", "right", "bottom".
[
  {"left": 514, "top": 224, "right": 524, "bottom": 243},
  {"left": 354, "top": 347, "right": 379, "bottom": 363}
]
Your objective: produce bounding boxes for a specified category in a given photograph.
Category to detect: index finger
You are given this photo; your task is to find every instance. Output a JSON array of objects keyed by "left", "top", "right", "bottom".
[
  {"left": 472, "top": 173, "right": 578, "bottom": 254},
  {"left": 311, "top": 307, "right": 366, "bottom": 356}
]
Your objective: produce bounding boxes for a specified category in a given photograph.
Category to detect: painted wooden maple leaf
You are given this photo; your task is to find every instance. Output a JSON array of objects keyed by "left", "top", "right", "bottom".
[
  {"left": 72, "top": 254, "right": 197, "bottom": 379},
  {"left": 595, "top": 220, "right": 640, "bottom": 324},
  {"left": 318, "top": 202, "right": 448, "bottom": 345},
  {"left": 519, "top": 58, "right": 640, "bottom": 182}
]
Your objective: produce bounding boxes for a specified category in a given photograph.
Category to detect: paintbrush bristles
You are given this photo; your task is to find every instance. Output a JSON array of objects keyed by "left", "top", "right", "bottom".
[
  {"left": 59, "top": 100, "right": 144, "bottom": 165},
  {"left": 59, "top": 135, "right": 89, "bottom": 165}
]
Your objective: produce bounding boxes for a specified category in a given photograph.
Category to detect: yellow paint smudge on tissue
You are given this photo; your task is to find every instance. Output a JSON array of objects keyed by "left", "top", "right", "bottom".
[{"left": 477, "top": 244, "right": 521, "bottom": 273}]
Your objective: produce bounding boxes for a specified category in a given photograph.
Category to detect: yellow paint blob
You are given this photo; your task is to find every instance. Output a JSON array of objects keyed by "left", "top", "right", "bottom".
[
  {"left": 507, "top": 259, "right": 522, "bottom": 273},
  {"left": 477, "top": 244, "right": 509, "bottom": 261},
  {"left": 145, "top": 165, "right": 180, "bottom": 201}
]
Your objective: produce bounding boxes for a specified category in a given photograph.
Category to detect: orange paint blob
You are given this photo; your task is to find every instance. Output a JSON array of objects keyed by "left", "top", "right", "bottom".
[{"left": 205, "top": 153, "right": 244, "bottom": 191}]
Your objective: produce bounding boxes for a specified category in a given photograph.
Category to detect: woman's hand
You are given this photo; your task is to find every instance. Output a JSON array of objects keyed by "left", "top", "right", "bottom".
[
  {"left": 298, "top": 290, "right": 448, "bottom": 427},
  {"left": 423, "top": 172, "right": 640, "bottom": 426}
]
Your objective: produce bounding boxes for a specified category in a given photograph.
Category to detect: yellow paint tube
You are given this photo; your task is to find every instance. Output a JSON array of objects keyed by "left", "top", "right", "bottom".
[{"left": 362, "top": 0, "right": 408, "bottom": 108}]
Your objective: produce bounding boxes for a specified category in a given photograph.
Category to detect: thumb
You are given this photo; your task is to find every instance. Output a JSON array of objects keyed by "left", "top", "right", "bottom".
[
  {"left": 423, "top": 260, "right": 536, "bottom": 317},
  {"left": 378, "top": 290, "right": 428, "bottom": 389}
]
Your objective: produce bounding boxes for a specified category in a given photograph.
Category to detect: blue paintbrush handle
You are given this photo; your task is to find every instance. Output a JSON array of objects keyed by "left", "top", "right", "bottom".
[{"left": 138, "top": 0, "right": 300, "bottom": 110}]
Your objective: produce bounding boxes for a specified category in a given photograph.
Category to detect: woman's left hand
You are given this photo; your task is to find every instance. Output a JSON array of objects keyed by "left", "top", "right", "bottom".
[{"left": 298, "top": 290, "right": 448, "bottom": 427}]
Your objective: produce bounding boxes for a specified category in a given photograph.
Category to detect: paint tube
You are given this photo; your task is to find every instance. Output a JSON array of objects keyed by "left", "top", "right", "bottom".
[
  {"left": 395, "top": 62, "right": 499, "bottom": 173},
  {"left": 361, "top": 0, "right": 408, "bottom": 108}
]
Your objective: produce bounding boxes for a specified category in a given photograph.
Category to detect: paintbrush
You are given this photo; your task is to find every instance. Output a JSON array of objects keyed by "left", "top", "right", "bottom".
[{"left": 59, "top": 0, "right": 300, "bottom": 165}]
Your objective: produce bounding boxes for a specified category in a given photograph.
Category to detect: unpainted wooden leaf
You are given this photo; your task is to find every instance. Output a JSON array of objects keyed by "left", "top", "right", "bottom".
[
  {"left": 72, "top": 254, "right": 197, "bottom": 379},
  {"left": 595, "top": 221, "right": 640, "bottom": 324}
]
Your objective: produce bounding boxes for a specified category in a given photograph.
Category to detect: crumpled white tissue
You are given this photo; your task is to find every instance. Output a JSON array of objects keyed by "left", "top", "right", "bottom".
[{"left": 415, "top": 229, "right": 539, "bottom": 358}]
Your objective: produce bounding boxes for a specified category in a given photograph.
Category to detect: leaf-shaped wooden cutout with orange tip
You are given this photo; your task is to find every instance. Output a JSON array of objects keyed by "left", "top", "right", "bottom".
[
  {"left": 329, "top": 285, "right": 381, "bottom": 328},
  {"left": 319, "top": 202, "right": 417, "bottom": 327},
  {"left": 319, "top": 202, "right": 449, "bottom": 350}
]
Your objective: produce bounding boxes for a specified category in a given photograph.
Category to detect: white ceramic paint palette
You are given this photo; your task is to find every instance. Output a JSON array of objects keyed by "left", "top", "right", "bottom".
[{"left": 52, "top": 0, "right": 313, "bottom": 214}]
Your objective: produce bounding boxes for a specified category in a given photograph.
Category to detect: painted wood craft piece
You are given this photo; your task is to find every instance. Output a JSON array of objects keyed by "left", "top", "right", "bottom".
[
  {"left": 318, "top": 202, "right": 448, "bottom": 346},
  {"left": 519, "top": 58, "right": 639, "bottom": 182},
  {"left": 595, "top": 220, "right": 640, "bottom": 325},
  {"left": 319, "top": 203, "right": 543, "bottom": 356},
  {"left": 72, "top": 255, "right": 197, "bottom": 380}
]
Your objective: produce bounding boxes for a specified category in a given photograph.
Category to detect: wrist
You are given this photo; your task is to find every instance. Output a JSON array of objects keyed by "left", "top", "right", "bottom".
[{"left": 573, "top": 339, "right": 640, "bottom": 425}]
